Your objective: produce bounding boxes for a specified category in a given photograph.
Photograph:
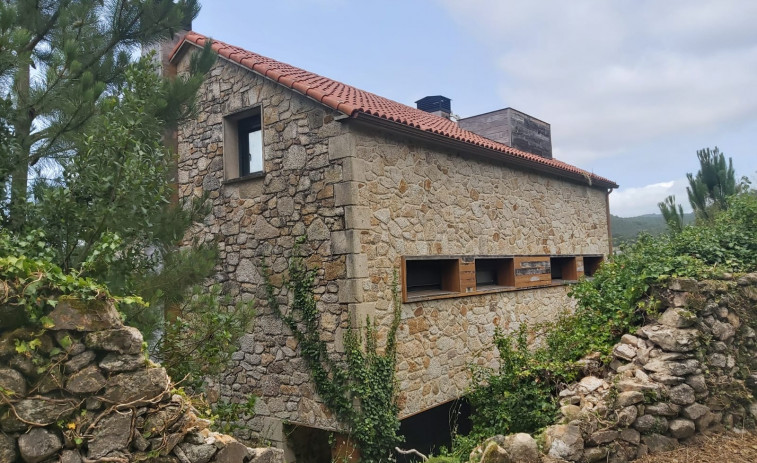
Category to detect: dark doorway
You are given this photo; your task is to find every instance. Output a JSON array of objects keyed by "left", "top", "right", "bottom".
[
  {"left": 285, "top": 424, "right": 331, "bottom": 463},
  {"left": 395, "top": 397, "right": 472, "bottom": 461}
]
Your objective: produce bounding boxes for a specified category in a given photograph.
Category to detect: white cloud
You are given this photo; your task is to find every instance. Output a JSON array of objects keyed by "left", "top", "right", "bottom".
[
  {"left": 437, "top": 0, "right": 757, "bottom": 166},
  {"left": 610, "top": 180, "right": 690, "bottom": 217}
]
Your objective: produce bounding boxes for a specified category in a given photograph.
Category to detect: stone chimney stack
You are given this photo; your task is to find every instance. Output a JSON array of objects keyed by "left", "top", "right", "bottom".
[
  {"left": 416, "top": 95, "right": 452, "bottom": 119},
  {"left": 142, "top": 20, "right": 192, "bottom": 78}
]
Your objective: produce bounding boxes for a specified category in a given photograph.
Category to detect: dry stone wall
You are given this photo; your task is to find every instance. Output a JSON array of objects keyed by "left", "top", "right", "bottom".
[
  {"left": 0, "top": 297, "right": 283, "bottom": 463},
  {"left": 469, "top": 274, "right": 757, "bottom": 463}
]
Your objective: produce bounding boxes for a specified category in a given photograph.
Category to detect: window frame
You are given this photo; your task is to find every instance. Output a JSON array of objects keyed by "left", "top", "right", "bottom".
[{"left": 223, "top": 106, "right": 265, "bottom": 182}]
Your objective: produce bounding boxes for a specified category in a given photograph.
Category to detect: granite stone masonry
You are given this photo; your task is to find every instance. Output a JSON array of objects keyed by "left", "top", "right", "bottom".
[
  {"left": 0, "top": 297, "right": 283, "bottom": 463},
  {"left": 171, "top": 36, "right": 613, "bottom": 454},
  {"left": 469, "top": 274, "right": 757, "bottom": 463}
]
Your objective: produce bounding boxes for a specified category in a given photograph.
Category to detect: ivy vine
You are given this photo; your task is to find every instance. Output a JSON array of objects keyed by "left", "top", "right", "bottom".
[{"left": 263, "top": 241, "right": 402, "bottom": 462}]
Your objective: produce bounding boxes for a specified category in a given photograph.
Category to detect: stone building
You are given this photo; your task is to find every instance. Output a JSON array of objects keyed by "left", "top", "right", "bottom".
[{"left": 169, "top": 31, "right": 617, "bottom": 457}]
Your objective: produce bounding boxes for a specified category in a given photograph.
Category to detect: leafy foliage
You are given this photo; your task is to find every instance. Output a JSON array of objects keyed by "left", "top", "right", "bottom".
[
  {"left": 0, "top": 230, "right": 133, "bottom": 326},
  {"left": 264, "top": 241, "right": 402, "bottom": 462},
  {"left": 458, "top": 191, "right": 757, "bottom": 459},
  {"left": 155, "top": 285, "right": 255, "bottom": 390}
]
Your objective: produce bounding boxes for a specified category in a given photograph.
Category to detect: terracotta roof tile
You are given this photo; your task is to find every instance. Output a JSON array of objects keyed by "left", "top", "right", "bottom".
[{"left": 171, "top": 32, "right": 617, "bottom": 189}]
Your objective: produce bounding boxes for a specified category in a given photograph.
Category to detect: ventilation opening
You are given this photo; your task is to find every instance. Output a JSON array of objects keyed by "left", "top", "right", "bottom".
[
  {"left": 396, "top": 398, "right": 472, "bottom": 461},
  {"left": 583, "top": 255, "right": 604, "bottom": 277},
  {"left": 550, "top": 256, "right": 578, "bottom": 282}
]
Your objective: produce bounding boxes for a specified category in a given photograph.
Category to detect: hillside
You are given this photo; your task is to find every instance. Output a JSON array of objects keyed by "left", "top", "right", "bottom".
[{"left": 611, "top": 213, "right": 694, "bottom": 246}]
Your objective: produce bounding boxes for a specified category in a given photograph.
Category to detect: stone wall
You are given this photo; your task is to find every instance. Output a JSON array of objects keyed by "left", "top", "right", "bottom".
[
  {"left": 469, "top": 274, "right": 757, "bottom": 463},
  {"left": 0, "top": 297, "right": 283, "bottom": 463},
  {"left": 340, "top": 125, "right": 609, "bottom": 417},
  {"left": 173, "top": 45, "right": 612, "bottom": 446},
  {"left": 174, "top": 51, "right": 352, "bottom": 443}
]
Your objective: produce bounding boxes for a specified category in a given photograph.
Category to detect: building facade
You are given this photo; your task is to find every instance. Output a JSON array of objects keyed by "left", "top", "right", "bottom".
[{"left": 171, "top": 32, "right": 617, "bottom": 455}]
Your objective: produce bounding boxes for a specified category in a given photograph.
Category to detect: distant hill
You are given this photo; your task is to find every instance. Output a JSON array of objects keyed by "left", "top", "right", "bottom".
[{"left": 611, "top": 213, "right": 694, "bottom": 246}]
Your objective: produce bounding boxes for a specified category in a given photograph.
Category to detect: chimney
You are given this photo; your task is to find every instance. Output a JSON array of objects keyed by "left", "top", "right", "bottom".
[
  {"left": 458, "top": 108, "right": 552, "bottom": 159},
  {"left": 416, "top": 95, "right": 452, "bottom": 119},
  {"left": 142, "top": 20, "right": 192, "bottom": 78}
]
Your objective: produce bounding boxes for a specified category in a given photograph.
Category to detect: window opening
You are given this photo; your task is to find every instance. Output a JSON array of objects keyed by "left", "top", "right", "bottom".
[{"left": 237, "top": 114, "right": 263, "bottom": 176}]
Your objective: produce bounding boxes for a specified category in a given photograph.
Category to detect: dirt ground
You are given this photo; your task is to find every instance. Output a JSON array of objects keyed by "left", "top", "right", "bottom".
[{"left": 635, "top": 431, "right": 757, "bottom": 463}]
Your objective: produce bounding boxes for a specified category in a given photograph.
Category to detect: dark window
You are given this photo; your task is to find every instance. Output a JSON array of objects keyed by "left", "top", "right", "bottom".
[
  {"left": 405, "top": 259, "right": 459, "bottom": 297},
  {"left": 550, "top": 256, "right": 577, "bottom": 281},
  {"left": 237, "top": 114, "right": 263, "bottom": 176},
  {"left": 475, "top": 258, "right": 514, "bottom": 288}
]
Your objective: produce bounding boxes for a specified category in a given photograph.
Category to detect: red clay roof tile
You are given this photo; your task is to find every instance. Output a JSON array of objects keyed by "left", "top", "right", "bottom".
[{"left": 171, "top": 32, "right": 617, "bottom": 189}]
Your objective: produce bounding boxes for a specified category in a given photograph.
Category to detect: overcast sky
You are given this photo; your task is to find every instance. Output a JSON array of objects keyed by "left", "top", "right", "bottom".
[{"left": 194, "top": 0, "right": 757, "bottom": 217}]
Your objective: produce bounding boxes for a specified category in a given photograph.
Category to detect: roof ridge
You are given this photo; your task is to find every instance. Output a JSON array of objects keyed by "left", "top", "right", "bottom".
[{"left": 170, "top": 32, "right": 617, "bottom": 189}]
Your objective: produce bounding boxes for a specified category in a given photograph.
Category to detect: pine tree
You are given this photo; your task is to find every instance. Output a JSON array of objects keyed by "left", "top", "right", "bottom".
[
  {"left": 0, "top": 0, "right": 199, "bottom": 228},
  {"left": 659, "top": 147, "right": 742, "bottom": 232},
  {"left": 686, "top": 147, "right": 739, "bottom": 221},
  {"left": 658, "top": 195, "right": 684, "bottom": 233}
]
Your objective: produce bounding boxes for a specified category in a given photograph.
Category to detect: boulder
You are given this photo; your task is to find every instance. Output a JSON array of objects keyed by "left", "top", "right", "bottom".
[
  {"left": 66, "top": 364, "right": 106, "bottom": 394},
  {"left": 18, "top": 428, "right": 62, "bottom": 463},
  {"left": 0, "top": 368, "right": 27, "bottom": 397},
  {"left": 616, "top": 405, "right": 638, "bottom": 427},
  {"left": 60, "top": 450, "right": 82, "bottom": 463},
  {"left": 587, "top": 430, "right": 618, "bottom": 446},
  {"left": 11, "top": 398, "right": 77, "bottom": 425},
  {"left": 682, "top": 403, "right": 710, "bottom": 420},
  {"left": 633, "top": 415, "right": 668, "bottom": 434},
  {"left": 613, "top": 344, "right": 637, "bottom": 361},
  {"left": 214, "top": 441, "right": 249, "bottom": 463},
  {"left": 668, "top": 418, "right": 696, "bottom": 439},
  {"left": 669, "top": 278, "right": 698, "bottom": 292},
  {"left": 669, "top": 384, "right": 696, "bottom": 406},
  {"left": 99, "top": 353, "right": 145, "bottom": 373},
  {"left": 619, "top": 428, "right": 640, "bottom": 445},
  {"left": 544, "top": 424, "right": 584, "bottom": 461},
  {"left": 638, "top": 325, "right": 699, "bottom": 352},
  {"left": 578, "top": 376, "right": 606, "bottom": 393},
  {"left": 85, "top": 327, "right": 143, "bottom": 354},
  {"left": 88, "top": 410, "right": 134, "bottom": 459},
  {"left": 641, "top": 434, "right": 677, "bottom": 453},
  {"left": 48, "top": 298, "right": 122, "bottom": 331},
  {"left": 643, "top": 358, "right": 700, "bottom": 377},
  {"left": 615, "top": 391, "right": 643, "bottom": 407},
  {"left": 582, "top": 446, "right": 608, "bottom": 463},
  {"left": 686, "top": 374, "right": 708, "bottom": 394},
  {"left": 0, "top": 432, "right": 18, "bottom": 463},
  {"left": 101, "top": 368, "right": 169, "bottom": 405},
  {"left": 644, "top": 403, "right": 680, "bottom": 417},
  {"left": 176, "top": 443, "right": 217, "bottom": 463},
  {"left": 710, "top": 320, "right": 736, "bottom": 342},
  {"left": 658, "top": 307, "right": 695, "bottom": 328},
  {"left": 64, "top": 350, "right": 96, "bottom": 373},
  {"left": 247, "top": 448, "right": 285, "bottom": 463},
  {"left": 502, "top": 433, "right": 539, "bottom": 463}
]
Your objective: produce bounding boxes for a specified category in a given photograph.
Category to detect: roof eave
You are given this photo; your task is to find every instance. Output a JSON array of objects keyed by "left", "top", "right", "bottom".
[{"left": 350, "top": 112, "right": 619, "bottom": 190}]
